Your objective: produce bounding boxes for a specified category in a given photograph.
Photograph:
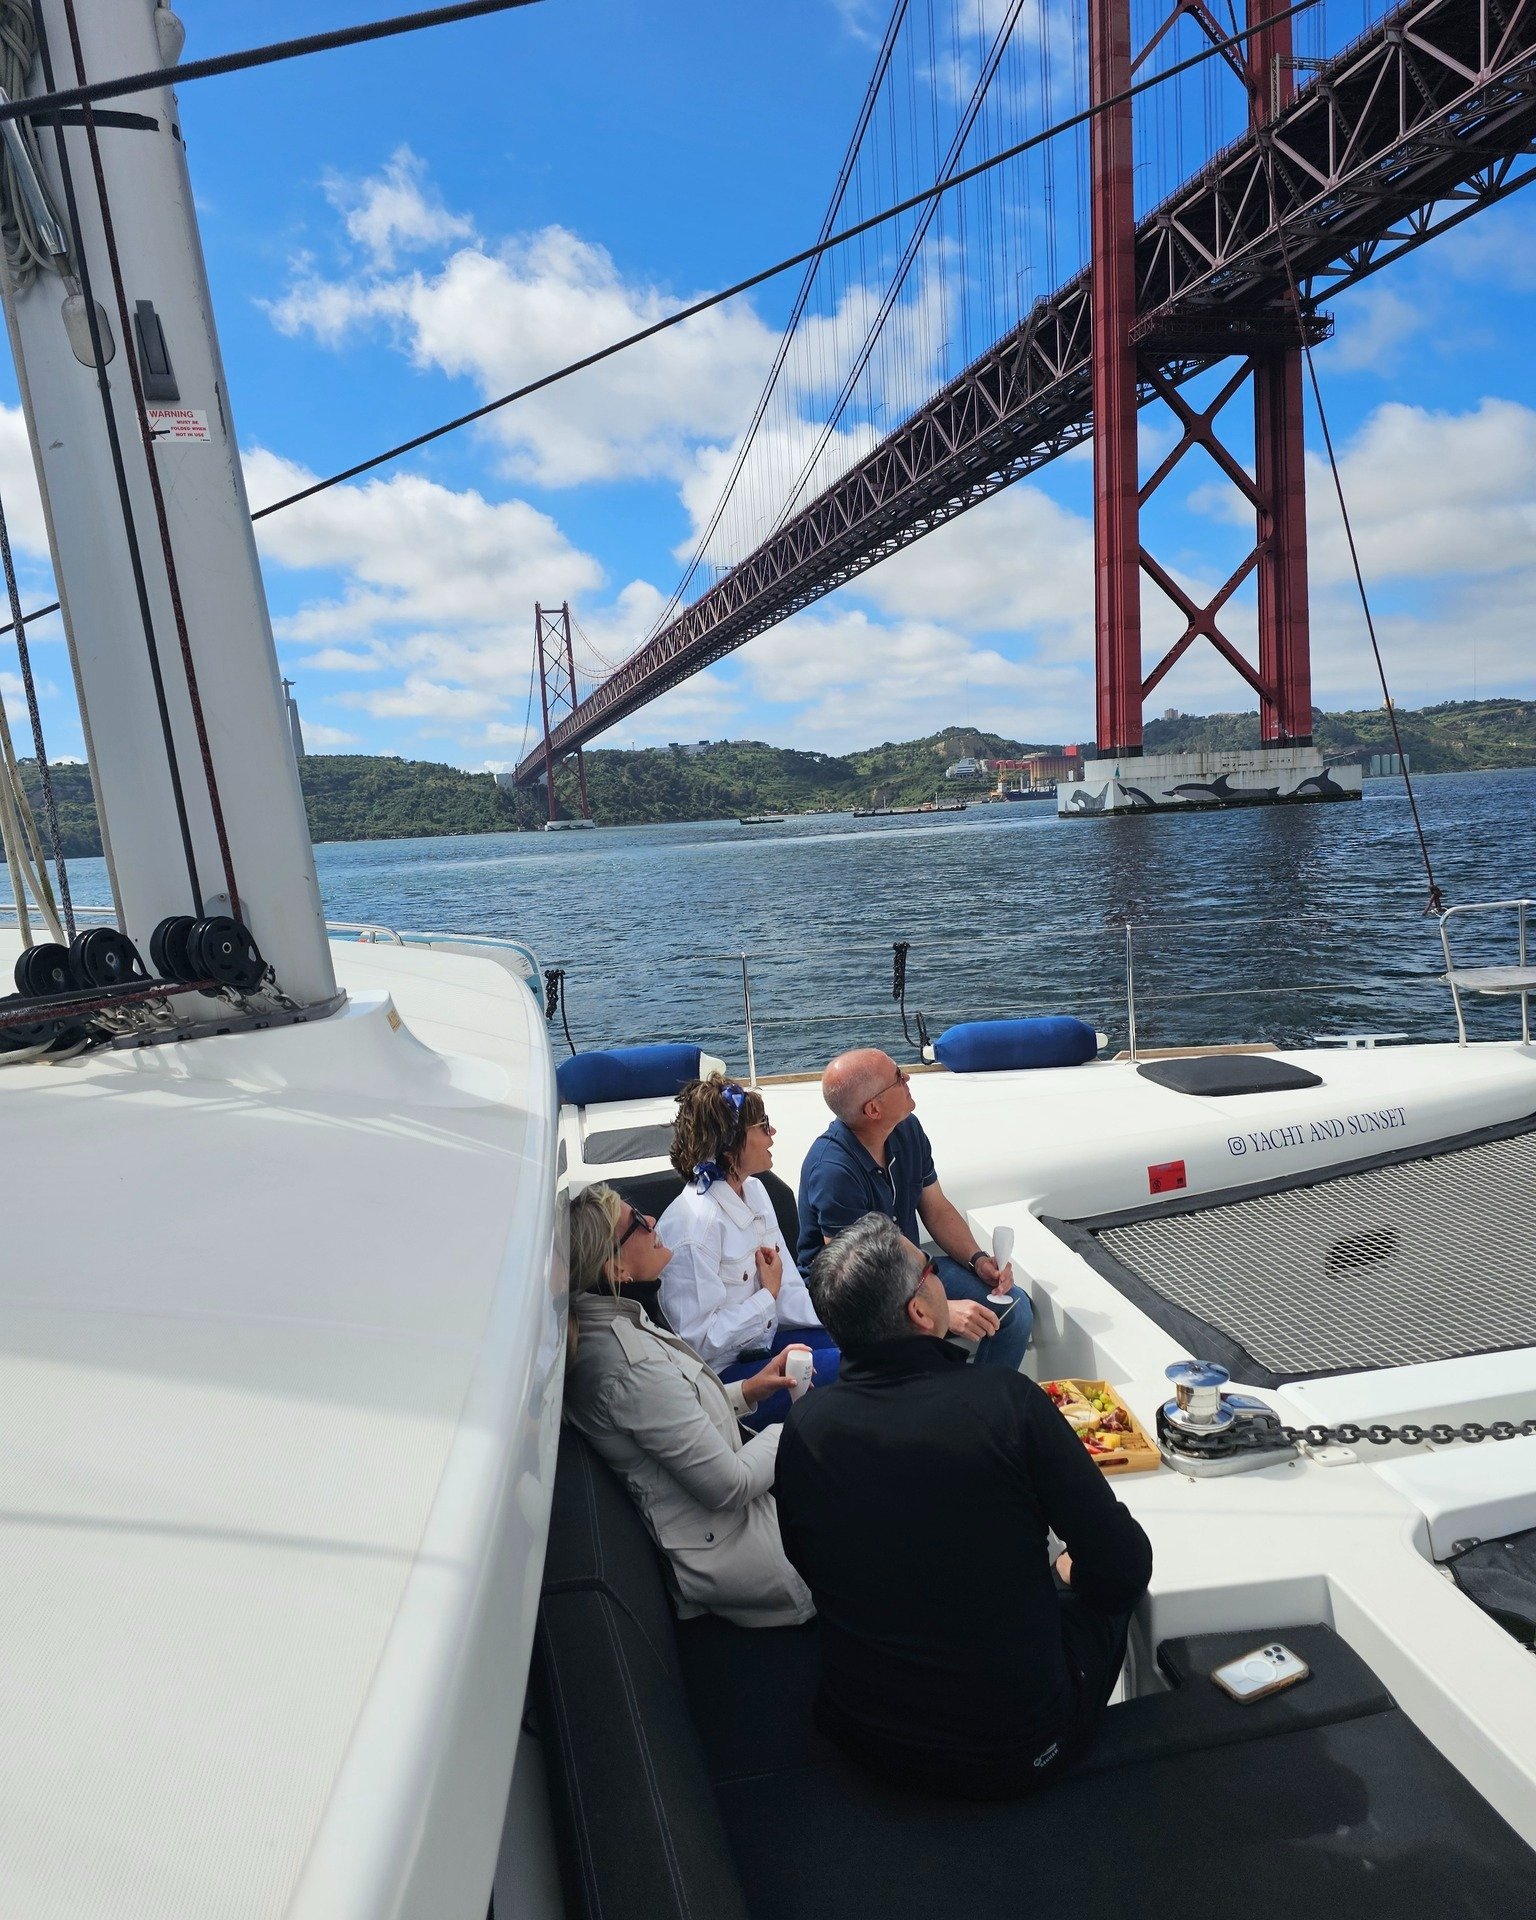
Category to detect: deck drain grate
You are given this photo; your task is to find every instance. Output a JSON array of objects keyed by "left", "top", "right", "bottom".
[{"left": 1046, "top": 1116, "right": 1536, "bottom": 1386}]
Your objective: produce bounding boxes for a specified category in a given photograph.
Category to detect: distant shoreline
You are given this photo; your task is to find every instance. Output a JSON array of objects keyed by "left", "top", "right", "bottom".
[{"left": 22, "top": 700, "right": 1536, "bottom": 855}]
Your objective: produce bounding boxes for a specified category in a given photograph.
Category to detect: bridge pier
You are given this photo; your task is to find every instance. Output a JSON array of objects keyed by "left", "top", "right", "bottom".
[{"left": 1081, "top": 0, "right": 1326, "bottom": 809}]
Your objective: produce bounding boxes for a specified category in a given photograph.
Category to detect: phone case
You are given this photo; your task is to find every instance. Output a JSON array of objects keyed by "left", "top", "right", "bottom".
[{"left": 1210, "top": 1643, "right": 1312, "bottom": 1703}]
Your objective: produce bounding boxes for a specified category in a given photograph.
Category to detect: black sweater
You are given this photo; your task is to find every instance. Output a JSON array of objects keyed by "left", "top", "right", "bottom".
[{"left": 774, "top": 1337, "right": 1153, "bottom": 1770}]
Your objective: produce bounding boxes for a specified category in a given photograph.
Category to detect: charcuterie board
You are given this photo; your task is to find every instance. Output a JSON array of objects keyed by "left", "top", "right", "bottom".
[{"left": 1042, "top": 1378, "right": 1161, "bottom": 1474}]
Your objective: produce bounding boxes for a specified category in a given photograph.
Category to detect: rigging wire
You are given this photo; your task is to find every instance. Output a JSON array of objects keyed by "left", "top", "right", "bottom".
[
  {"left": 249, "top": 0, "right": 1331, "bottom": 527},
  {"left": 0, "top": 0, "right": 544, "bottom": 130},
  {"left": 60, "top": 0, "right": 241, "bottom": 916},
  {"left": 27, "top": 0, "right": 204, "bottom": 912},
  {"left": 1264, "top": 149, "right": 1445, "bottom": 915},
  {"left": 0, "top": 482, "right": 69, "bottom": 935}
]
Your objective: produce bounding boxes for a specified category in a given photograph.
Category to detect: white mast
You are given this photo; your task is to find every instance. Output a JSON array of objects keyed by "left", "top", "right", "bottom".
[{"left": 0, "top": 0, "right": 335, "bottom": 1005}]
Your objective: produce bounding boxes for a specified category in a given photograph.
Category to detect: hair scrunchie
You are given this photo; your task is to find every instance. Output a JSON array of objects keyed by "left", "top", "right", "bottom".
[{"left": 692, "top": 1160, "right": 721, "bottom": 1194}]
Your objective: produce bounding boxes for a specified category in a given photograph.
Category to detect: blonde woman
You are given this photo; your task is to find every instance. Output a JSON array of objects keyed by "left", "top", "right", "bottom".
[
  {"left": 657, "top": 1073, "right": 841, "bottom": 1426},
  {"left": 563, "top": 1183, "right": 813, "bottom": 1629}
]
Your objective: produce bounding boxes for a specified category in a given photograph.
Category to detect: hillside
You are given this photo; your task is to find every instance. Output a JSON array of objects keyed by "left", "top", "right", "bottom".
[{"left": 16, "top": 700, "right": 1536, "bottom": 856}]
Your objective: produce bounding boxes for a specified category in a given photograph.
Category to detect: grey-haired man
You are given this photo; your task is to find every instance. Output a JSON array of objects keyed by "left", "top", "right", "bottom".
[{"left": 774, "top": 1214, "right": 1152, "bottom": 1799}]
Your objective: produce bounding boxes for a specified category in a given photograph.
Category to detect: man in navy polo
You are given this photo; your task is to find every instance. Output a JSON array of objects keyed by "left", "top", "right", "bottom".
[{"left": 795, "top": 1048, "right": 1032, "bottom": 1369}]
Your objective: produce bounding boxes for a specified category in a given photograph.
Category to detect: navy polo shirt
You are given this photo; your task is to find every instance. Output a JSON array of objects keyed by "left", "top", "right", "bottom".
[{"left": 795, "top": 1115, "right": 937, "bottom": 1275}]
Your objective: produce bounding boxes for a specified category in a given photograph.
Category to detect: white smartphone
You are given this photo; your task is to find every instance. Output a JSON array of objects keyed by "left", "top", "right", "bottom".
[{"left": 1210, "top": 1642, "right": 1311, "bottom": 1703}]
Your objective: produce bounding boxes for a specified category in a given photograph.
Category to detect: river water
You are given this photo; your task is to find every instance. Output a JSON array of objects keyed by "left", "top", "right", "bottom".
[{"left": 20, "top": 769, "right": 1536, "bottom": 1075}]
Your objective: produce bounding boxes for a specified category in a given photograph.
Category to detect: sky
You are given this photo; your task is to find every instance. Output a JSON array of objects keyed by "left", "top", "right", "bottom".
[{"left": 4, "top": 0, "right": 1536, "bottom": 772}]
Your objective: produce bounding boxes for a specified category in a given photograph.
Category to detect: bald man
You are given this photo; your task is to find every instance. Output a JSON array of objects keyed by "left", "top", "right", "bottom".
[{"left": 794, "top": 1048, "right": 1032, "bottom": 1370}]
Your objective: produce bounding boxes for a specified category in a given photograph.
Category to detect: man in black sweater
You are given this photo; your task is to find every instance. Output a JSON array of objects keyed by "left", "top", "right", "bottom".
[{"left": 775, "top": 1213, "right": 1153, "bottom": 1799}]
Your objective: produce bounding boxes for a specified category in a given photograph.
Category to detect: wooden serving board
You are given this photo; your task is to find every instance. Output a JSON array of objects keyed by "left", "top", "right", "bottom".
[{"left": 1043, "top": 1378, "right": 1162, "bottom": 1474}]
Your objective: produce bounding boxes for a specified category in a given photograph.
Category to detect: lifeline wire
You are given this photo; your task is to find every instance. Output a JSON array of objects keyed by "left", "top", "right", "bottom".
[{"left": 1265, "top": 146, "right": 1446, "bottom": 916}]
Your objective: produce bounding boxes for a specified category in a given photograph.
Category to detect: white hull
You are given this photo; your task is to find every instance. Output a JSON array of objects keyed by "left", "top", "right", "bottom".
[{"left": 542, "top": 818, "right": 596, "bottom": 831}]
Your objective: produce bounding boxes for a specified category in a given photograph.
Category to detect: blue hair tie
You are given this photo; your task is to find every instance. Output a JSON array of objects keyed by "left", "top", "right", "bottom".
[
  {"left": 692, "top": 1160, "right": 721, "bottom": 1194},
  {"left": 722, "top": 1083, "right": 746, "bottom": 1113}
]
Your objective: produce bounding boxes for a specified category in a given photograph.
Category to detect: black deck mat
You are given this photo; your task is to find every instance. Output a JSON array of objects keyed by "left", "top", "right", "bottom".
[{"left": 1045, "top": 1113, "right": 1536, "bottom": 1386}]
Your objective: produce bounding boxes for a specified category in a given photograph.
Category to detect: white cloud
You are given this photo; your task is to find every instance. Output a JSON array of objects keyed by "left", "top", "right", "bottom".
[
  {"left": 247, "top": 447, "right": 601, "bottom": 647},
  {"left": 0, "top": 402, "right": 53, "bottom": 559},
  {"left": 341, "top": 676, "right": 503, "bottom": 723},
  {"left": 1326, "top": 284, "right": 1425, "bottom": 374},
  {"left": 1309, "top": 397, "right": 1536, "bottom": 585},
  {"left": 268, "top": 218, "right": 780, "bottom": 489},
  {"left": 300, "top": 720, "right": 359, "bottom": 749},
  {"left": 323, "top": 145, "right": 474, "bottom": 270}
]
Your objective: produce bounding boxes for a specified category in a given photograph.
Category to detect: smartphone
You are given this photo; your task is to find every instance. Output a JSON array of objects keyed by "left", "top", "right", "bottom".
[{"left": 1211, "top": 1642, "right": 1311, "bottom": 1703}]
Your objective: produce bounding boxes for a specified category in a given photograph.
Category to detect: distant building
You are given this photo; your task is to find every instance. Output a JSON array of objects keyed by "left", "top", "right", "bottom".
[
  {"left": 1364, "top": 752, "right": 1409, "bottom": 777},
  {"left": 1162, "top": 707, "right": 1180, "bottom": 722},
  {"left": 945, "top": 756, "right": 983, "bottom": 779}
]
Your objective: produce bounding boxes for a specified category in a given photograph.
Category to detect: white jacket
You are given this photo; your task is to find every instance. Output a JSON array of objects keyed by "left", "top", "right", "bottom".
[
  {"left": 657, "top": 1175, "right": 822, "bottom": 1370},
  {"left": 563, "top": 1291, "right": 813, "bottom": 1628}
]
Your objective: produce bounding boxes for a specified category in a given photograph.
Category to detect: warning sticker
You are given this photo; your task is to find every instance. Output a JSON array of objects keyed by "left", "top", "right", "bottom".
[{"left": 147, "top": 407, "right": 211, "bottom": 443}]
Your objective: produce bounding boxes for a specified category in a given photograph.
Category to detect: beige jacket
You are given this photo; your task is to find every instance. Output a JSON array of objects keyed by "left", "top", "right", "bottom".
[{"left": 564, "top": 1291, "right": 814, "bottom": 1628}]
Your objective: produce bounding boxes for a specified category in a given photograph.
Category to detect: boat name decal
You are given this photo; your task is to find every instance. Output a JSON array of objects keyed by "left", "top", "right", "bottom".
[{"left": 1227, "top": 1106, "right": 1407, "bottom": 1157}]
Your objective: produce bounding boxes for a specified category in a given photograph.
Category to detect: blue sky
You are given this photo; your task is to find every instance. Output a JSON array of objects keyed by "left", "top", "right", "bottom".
[{"left": 5, "top": 0, "right": 1536, "bottom": 770}]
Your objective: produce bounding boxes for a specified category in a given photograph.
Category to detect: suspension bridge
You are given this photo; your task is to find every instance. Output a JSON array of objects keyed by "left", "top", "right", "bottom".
[{"left": 514, "top": 0, "right": 1536, "bottom": 814}]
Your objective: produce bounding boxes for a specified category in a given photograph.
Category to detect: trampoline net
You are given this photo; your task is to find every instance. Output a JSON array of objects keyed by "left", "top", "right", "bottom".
[{"left": 1065, "top": 1123, "right": 1536, "bottom": 1384}]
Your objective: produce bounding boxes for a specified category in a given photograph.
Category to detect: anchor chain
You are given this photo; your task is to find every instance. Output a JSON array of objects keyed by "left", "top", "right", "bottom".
[{"left": 1283, "top": 1417, "right": 1536, "bottom": 1451}]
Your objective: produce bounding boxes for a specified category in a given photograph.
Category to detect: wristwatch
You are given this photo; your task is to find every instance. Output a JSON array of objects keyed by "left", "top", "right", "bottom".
[{"left": 967, "top": 1251, "right": 986, "bottom": 1276}]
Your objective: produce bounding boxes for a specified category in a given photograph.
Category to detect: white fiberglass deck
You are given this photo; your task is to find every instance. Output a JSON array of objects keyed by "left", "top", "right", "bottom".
[
  {"left": 567, "top": 1033, "right": 1536, "bottom": 1847},
  {"left": 0, "top": 937, "right": 560, "bottom": 1920}
]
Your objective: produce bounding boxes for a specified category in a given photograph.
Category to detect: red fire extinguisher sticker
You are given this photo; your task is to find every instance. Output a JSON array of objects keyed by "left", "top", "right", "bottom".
[{"left": 1148, "top": 1159, "right": 1188, "bottom": 1195}]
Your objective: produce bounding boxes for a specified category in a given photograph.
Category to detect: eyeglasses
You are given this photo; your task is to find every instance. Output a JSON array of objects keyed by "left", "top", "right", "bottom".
[
  {"left": 619, "top": 1207, "right": 654, "bottom": 1248},
  {"left": 870, "top": 1066, "right": 910, "bottom": 1102},
  {"left": 905, "top": 1253, "right": 938, "bottom": 1307}
]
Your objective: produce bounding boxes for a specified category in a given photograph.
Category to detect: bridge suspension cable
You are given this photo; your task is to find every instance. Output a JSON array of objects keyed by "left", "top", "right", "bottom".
[{"left": 246, "top": 0, "right": 1329, "bottom": 527}]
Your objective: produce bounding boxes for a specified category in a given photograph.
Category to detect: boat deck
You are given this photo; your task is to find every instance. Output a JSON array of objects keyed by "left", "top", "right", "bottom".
[
  {"left": 0, "top": 936, "right": 561, "bottom": 1920},
  {"left": 564, "top": 1034, "right": 1536, "bottom": 1848}
]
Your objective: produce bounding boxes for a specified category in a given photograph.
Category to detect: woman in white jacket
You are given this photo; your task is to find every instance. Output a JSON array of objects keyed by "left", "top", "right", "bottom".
[
  {"left": 657, "top": 1074, "right": 841, "bottom": 1425},
  {"left": 563, "top": 1183, "right": 813, "bottom": 1628}
]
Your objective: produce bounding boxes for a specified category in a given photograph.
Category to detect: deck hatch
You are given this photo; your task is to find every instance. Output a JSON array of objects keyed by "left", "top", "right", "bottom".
[{"left": 1045, "top": 1115, "right": 1536, "bottom": 1386}]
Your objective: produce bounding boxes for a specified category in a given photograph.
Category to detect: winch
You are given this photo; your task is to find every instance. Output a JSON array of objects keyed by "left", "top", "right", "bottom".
[{"left": 1156, "top": 1360, "right": 1299, "bottom": 1477}]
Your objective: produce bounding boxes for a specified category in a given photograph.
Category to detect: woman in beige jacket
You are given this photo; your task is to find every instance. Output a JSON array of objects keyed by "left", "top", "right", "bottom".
[{"left": 564, "top": 1184, "right": 814, "bottom": 1629}]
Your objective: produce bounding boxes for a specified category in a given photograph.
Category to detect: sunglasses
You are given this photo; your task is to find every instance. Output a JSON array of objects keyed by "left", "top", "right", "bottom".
[
  {"left": 619, "top": 1207, "right": 654, "bottom": 1248},
  {"left": 905, "top": 1253, "right": 938, "bottom": 1307}
]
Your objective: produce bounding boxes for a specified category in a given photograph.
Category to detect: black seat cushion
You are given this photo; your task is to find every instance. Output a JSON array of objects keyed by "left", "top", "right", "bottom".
[
  {"left": 540, "top": 1426, "right": 679, "bottom": 1684},
  {"left": 714, "top": 1707, "right": 1531, "bottom": 1920},
  {"left": 1138, "top": 1054, "right": 1324, "bottom": 1096},
  {"left": 531, "top": 1430, "right": 750, "bottom": 1920}
]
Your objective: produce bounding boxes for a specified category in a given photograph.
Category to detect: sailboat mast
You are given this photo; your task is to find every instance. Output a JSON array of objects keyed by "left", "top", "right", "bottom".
[{"left": 0, "top": 0, "right": 335, "bottom": 1005}]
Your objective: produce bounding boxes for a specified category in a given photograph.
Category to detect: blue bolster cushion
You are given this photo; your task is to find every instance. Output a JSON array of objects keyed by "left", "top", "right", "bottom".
[
  {"left": 934, "top": 1016, "right": 1098, "bottom": 1073},
  {"left": 556, "top": 1043, "right": 704, "bottom": 1107}
]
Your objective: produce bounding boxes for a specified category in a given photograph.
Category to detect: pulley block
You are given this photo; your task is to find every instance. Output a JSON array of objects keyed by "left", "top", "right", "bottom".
[
  {"left": 186, "top": 916, "right": 265, "bottom": 992},
  {"left": 68, "top": 926, "right": 148, "bottom": 991},
  {"left": 149, "top": 914, "right": 198, "bottom": 984},
  {"left": 0, "top": 1015, "right": 62, "bottom": 1052},
  {"left": 13, "top": 942, "right": 74, "bottom": 998}
]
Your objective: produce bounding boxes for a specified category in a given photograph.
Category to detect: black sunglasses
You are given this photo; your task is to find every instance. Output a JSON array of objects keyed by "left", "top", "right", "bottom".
[
  {"left": 619, "top": 1207, "right": 654, "bottom": 1248},
  {"left": 905, "top": 1253, "right": 938, "bottom": 1306}
]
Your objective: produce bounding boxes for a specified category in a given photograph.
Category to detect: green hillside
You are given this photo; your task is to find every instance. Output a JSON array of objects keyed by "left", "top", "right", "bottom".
[{"left": 16, "top": 699, "right": 1536, "bottom": 856}]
